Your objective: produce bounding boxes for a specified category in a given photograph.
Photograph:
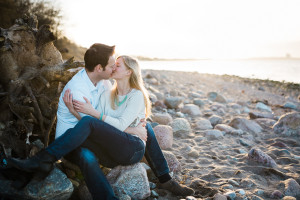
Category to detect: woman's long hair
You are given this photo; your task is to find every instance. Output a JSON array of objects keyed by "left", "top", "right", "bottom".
[{"left": 110, "top": 55, "right": 151, "bottom": 118}]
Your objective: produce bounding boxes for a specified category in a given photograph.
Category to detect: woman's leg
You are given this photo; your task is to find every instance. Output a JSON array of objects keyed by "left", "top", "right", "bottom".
[
  {"left": 46, "top": 116, "right": 144, "bottom": 165},
  {"left": 66, "top": 147, "right": 118, "bottom": 200},
  {"left": 144, "top": 123, "right": 170, "bottom": 178},
  {"left": 144, "top": 123, "right": 195, "bottom": 196}
]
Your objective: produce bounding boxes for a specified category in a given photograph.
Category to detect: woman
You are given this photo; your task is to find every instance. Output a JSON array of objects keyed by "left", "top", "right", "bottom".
[{"left": 8, "top": 55, "right": 151, "bottom": 199}]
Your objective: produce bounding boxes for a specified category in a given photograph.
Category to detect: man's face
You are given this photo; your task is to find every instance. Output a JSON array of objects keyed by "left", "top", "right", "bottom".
[{"left": 100, "top": 55, "right": 116, "bottom": 79}]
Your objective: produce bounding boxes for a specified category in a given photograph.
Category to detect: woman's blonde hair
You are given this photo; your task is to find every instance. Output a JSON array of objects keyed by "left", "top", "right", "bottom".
[{"left": 110, "top": 55, "right": 151, "bottom": 118}]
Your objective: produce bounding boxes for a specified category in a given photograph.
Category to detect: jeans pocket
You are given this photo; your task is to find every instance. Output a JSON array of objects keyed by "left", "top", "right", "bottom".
[{"left": 129, "top": 148, "right": 145, "bottom": 164}]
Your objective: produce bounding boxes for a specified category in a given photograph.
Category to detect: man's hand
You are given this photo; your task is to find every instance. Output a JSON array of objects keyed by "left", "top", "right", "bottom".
[
  {"left": 63, "top": 89, "right": 81, "bottom": 120},
  {"left": 63, "top": 89, "right": 76, "bottom": 114}
]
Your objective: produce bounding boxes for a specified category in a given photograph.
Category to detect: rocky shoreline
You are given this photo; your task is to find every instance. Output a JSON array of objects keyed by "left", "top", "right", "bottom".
[
  {"left": 1, "top": 69, "right": 299, "bottom": 200},
  {"left": 142, "top": 69, "right": 300, "bottom": 200}
]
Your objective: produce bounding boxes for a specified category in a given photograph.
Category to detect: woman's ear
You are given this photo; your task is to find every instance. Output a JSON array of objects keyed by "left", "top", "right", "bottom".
[{"left": 127, "top": 69, "right": 133, "bottom": 76}]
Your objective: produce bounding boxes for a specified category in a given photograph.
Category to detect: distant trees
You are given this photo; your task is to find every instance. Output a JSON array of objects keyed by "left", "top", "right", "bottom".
[{"left": 0, "top": 0, "right": 62, "bottom": 36}]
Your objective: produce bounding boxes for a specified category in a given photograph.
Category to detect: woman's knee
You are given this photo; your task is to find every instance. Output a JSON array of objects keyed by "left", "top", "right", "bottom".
[{"left": 146, "top": 122, "right": 156, "bottom": 138}]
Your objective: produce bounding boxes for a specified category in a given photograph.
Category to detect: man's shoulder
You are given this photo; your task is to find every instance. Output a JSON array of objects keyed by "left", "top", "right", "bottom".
[{"left": 66, "top": 69, "right": 87, "bottom": 89}]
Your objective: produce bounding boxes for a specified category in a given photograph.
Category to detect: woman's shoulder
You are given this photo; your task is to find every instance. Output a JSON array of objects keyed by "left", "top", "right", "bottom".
[{"left": 129, "top": 89, "right": 143, "bottom": 98}]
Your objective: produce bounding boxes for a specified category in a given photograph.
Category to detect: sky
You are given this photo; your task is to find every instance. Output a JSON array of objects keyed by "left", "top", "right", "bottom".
[{"left": 54, "top": 0, "right": 300, "bottom": 59}]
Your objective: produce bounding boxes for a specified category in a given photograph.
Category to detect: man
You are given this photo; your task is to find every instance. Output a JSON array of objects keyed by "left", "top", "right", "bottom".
[{"left": 10, "top": 43, "right": 194, "bottom": 199}]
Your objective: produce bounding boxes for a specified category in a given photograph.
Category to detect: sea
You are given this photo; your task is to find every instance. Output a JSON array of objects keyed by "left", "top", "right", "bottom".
[{"left": 140, "top": 59, "right": 300, "bottom": 84}]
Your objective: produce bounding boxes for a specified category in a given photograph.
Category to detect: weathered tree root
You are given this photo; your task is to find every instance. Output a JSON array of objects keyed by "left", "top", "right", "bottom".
[
  {"left": 24, "top": 83, "right": 45, "bottom": 138},
  {"left": 0, "top": 17, "right": 83, "bottom": 158},
  {"left": 44, "top": 115, "right": 57, "bottom": 147}
]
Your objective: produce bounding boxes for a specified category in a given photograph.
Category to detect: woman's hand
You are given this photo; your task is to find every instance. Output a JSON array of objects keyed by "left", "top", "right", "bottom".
[
  {"left": 63, "top": 89, "right": 76, "bottom": 114},
  {"left": 135, "top": 122, "right": 147, "bottom": 142},
  {"left": 73, "top": 97, "right": 95, "bottom": 116}
]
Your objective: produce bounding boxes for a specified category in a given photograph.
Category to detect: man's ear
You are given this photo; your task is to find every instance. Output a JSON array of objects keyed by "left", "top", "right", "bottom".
[{"left": 95, "top": 64, "right": 103, "bottom": 72}]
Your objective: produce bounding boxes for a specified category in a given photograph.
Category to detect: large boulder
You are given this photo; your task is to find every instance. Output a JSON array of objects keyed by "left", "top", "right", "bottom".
[
  {"left": 107, "top": 163, "right": 151, "bottom": 199},
  {"left": 255, "top": 102, "right": 272, "bottom": 112},
  {"left": 169, "top": 118, "right": 191, "bottom": 137},
  {"left": 283, "top": 178, "right": 300, "bottom": 197},
  {"left": 272, "top": 112, "right": 300, "bottom": 136},
  {"left": 196, "top": 118, "right": 213, "bottom": 130},
  {"left": 181, "top": 104, "right": 201, "bottom": 116},
  {"left": 247, "top": 148, "right": 277, "bottom": 168},
  {"left": 152, "top": 112, "right": 173, "bottom": 125},
  {"left": 254, "top": 118, "right": 277, "bottom": 130},
  {"left": 209, "top": 115, "right": 223, "bottom": 127},
  {"left": 207, "top": 92, "right": 227, "bottom": 103},
  {"left": 215, "top": 124, "right": 242, "bottom": 135},
  {"left": 0, "top": 167, "right": 73, "bottom": 200},
  {"left": 164, "top": 96, "right": 183, "bottom": 109},
  {"left": 204, "top": 130, "right": 223, "bottom": 140},
  {"left": 249, "top": 111, "right": 276, "bottom": 120},
  {"left": 162, "top": 150, "right": 181, "bottom": 173},
  {"left": 229, "top": 117, "right": 262, "bottom": 134},
  {"left": 153, "top": 125, "right": 173, "bottom": 150}
]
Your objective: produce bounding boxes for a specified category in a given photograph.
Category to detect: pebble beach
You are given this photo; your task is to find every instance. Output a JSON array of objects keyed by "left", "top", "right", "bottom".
[{"left": 142, "top": 69, "right": 300, "bottom": 200}]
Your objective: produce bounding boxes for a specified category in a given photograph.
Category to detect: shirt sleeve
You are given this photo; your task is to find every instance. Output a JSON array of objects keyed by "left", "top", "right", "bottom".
[
  {"left": 104, "top": 91, "right": 145, "bottom": 131},
  {"left": 70, "top": 89, "right": 91, "bottom": 118}
]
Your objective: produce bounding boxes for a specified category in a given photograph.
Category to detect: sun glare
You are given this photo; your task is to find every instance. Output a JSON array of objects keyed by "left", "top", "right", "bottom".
[{"left": 58, "top": 0, "right": 300, "bottom": 59}]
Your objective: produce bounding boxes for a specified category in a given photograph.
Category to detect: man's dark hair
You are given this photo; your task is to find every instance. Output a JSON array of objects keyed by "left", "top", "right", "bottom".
[{"left": 84, "top": 43, "right": 115, "bottom": 72}]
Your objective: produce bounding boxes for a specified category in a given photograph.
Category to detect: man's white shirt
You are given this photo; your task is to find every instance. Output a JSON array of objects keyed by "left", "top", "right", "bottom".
[{"left": 55, "top": 68, "right": 112, "bottom": 138}]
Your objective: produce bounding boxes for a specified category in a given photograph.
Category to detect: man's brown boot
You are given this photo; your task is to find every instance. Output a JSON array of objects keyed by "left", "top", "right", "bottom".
[{"left": 159, "top": 179, "right": 195, "bottom": 196}]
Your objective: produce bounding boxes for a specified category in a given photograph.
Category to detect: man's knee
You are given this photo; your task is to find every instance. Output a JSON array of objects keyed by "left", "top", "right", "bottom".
[
  {"left": 81, "top": 115, "right": 93, "bottom": 123},
  {"left": 78, "top": 148, "right": 98, "bottom": 165}
]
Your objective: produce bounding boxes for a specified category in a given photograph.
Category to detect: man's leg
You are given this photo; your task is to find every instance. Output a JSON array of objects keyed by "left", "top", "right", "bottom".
[
  {"left": 145, "top": 122, "right": 194, "bottom": 196},
  {"left": 65, "top": 147, "right": 118, "bottom": 200},
  {"left": 46, "top": 116, "right": 144, "bottom": 165}
]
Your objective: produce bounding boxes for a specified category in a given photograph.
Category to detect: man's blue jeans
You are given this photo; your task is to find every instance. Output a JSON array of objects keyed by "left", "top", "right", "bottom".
[{"left": 46, "top": 116, "right": 169, "bottom": 199}]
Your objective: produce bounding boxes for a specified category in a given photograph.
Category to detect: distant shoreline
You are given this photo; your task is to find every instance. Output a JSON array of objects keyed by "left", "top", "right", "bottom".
[
  {"left": 142, "top": 69, "right": 300, "bottom": 92},
  {"left": 137, "top": 56, "right": 300, "bottom": 61}
]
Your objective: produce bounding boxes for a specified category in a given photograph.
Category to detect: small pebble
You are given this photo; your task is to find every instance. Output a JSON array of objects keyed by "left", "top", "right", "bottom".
[
  {"left": 256, "top": 189, "right": 264, "bottom": 195},
  {"left": 282, "top": 196, "right": 296, "bottom": 200},
  {"left": 239, "top": 149, "right": 247, "bottom": 154},
  {"left": 239, "top": 139, "right": 250, "bottom": 147},
  {"left": 224, "top": 191, "right": 236, "bottom": 200},
  {"left": 236, "top": 189, "right": 245, "bottom": 195},
  {"left": 149, "top": 182, "right": 156, "bottom": 189},
  {"left": 229, "top": 179, "right": 239, "bottom": 186},
  {"left": 221, "top": 184, "right": 233, "bottom": 190},
  {"left": 251, "top": 195, "right": 264, "bottom": 200},
  {"left": 293, "top": 155, "right": 300, "bottom": 160},
  {"left": 151, "top": 190, "right": 159, "bottom": 198},
  {"left": 271, "top": 190, "right": 283, "bottom": 198},
  {"left": 185, "top": 196, "right": 197, "bottom": 200}
]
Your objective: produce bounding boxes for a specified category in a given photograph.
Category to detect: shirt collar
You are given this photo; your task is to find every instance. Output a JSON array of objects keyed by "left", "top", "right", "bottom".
[{"left": 82, "top": 69, "right": 101, "bottom": 92}]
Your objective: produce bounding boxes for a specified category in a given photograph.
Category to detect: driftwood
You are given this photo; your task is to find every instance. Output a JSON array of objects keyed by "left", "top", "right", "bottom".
[{"left": 0, "top": 16, "right": 83, "bottom": 158}]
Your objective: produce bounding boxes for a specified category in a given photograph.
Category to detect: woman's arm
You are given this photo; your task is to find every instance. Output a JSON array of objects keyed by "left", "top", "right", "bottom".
[
  {"left": 124, "top": 121, "right": 147, "bottom": 141},
  {"left": 63, "top": 89, "right": 81, "bottom": 120},
  {"left": 104, "top": 91, "right": 145, "bottom": 132}
]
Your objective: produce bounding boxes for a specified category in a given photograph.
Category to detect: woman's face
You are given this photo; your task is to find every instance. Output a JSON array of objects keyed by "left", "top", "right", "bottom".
[{"left": 111, "top": 57, "right": 131, "bottom": 79}]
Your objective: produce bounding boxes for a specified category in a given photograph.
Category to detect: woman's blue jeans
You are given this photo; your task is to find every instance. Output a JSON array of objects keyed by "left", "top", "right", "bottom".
[{"left": 46, "top": 116, "right": 169, "bottom": 200}]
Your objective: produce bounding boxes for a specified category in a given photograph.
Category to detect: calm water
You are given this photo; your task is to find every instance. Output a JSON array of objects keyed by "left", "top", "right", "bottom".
[{"left": 140, "top": 59, "right": 300, "bottom": 84}]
